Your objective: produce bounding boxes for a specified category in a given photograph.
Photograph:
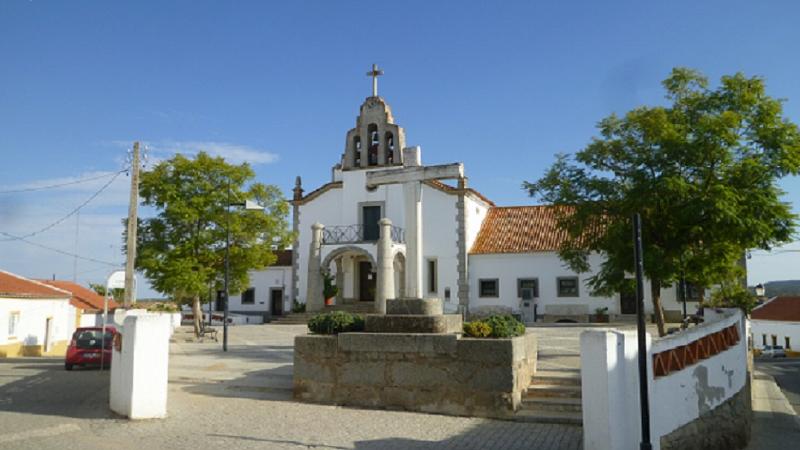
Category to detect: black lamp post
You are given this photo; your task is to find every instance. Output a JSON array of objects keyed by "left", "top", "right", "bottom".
[
  {"left": 632, "top": 213, "right": 652, "bottom": 450},
  {"left": 222, "top": 196, "right": 263, "bottom": 352}
]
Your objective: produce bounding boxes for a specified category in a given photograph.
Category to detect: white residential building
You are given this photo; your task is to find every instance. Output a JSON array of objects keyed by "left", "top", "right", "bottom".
[
  {"left": 0, "top": 270, "right": 76, "bottom": 357},
  {"left": 750, "top": 296, "right": 800, "bottom": 350}
]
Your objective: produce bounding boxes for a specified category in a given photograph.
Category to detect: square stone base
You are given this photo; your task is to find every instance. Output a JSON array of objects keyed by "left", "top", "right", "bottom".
[{"left": 365, "top": 314, "right": 462, "bottom": 334}]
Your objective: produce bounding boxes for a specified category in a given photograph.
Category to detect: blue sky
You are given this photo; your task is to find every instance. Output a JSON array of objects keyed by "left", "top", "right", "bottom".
[{"left": 1, "top": 0, "right": 799, "bottom": 296}]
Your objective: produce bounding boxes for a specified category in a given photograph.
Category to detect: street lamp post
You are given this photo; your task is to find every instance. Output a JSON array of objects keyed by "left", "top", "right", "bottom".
[
  {"left": 223, "top": 196, "right": 263, "bottom": 352},
  {"left": 632, "top": 213, "right": 652, "bottom": 450}
]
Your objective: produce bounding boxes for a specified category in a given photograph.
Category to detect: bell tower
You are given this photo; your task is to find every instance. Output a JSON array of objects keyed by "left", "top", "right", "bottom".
[{"left": 341, "top": 64, "right": 406, "bottom": 170}]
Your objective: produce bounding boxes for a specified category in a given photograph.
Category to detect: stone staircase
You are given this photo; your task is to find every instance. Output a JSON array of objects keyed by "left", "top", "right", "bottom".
[
  {"left": 514, "top": 369, "right": 583, "bottom": 426},
  {"left": 270, "top": 302, "right": 376, "bottom": 325}
]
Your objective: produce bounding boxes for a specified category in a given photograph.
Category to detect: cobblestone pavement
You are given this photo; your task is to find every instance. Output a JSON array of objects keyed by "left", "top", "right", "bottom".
[{"left": 0, "top": 324, "right": 582, "bottom": 450}]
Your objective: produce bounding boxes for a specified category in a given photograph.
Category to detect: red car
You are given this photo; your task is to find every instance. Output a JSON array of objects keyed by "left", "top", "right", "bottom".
[{"left": 65, "top": 327, "right": 117, "bottom": 370}]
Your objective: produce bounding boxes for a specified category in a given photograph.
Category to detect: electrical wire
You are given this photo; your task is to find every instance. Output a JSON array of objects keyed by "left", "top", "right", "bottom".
[
  {"left": 0, "top": 170, "right": 125, "bottom": 242},
  {"left": 0, "top": 170, "right": 124, "bottom": 194},
  {"left": 0, "top": 231, "right": 121, "bottom": 267}
]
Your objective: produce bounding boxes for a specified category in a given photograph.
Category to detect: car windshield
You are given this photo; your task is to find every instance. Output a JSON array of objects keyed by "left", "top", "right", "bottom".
[{"left": 73, "top": 330, "right": 113, "bottom": 349}]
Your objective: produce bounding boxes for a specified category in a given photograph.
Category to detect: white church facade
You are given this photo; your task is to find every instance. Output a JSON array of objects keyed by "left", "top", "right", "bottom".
[{"left": 282, "top": 71, "right": 694, "bottom": 323}]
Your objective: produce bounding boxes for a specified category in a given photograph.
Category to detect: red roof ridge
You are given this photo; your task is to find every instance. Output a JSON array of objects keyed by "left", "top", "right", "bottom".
[{"left": 0, "top": 269, "right": 72, "bottom": 298}]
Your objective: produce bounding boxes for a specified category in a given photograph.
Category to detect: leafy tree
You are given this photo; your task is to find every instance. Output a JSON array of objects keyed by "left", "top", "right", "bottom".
[
  {"left": 89, "top": 283, "right": 124, "bottom": 302},
  {"left": 525, "top": 68, "right": 800, "bottom": 336},
  {"left": 707, "top": 282, "right": 758, "bottom": 316},
  {"left": 133, "top": 152, "right": 292, "bottom": 336}
]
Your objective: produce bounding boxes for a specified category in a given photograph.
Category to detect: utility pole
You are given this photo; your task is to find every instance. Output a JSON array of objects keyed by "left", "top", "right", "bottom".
[{"left": 123, "top": 142, "right": 141, "bottom": 308}]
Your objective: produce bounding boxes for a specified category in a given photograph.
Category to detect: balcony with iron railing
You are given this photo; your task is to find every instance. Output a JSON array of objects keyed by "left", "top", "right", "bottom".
[{"left": 321, "top": 224, "right": 405, "bottom": 245}]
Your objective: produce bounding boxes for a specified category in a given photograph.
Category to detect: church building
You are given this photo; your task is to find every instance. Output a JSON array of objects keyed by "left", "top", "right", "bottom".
[{"left": 284, "top": 66, "right": 691, "bottom": 323}]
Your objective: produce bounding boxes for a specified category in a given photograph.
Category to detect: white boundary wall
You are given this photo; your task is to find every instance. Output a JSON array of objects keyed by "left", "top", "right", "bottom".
[
  {"left": 581, "top": 309, "right": 747, "bottom": 450},
  {"left": 109, "top": 312, "right": 171, "bottom": 419}
]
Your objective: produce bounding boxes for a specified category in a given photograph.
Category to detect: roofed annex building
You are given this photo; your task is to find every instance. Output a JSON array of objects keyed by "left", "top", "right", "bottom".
[{"left": 285, "top": 67, "right": 690, "bottom": 323}]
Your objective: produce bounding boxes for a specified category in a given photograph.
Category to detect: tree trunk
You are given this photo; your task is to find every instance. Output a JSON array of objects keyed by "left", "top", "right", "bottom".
[
  {"left": 650, "top": 279, "right": 667, "bottom": 337},
  {"left": 192, "top": 295, "right": 202, "bottom": 338}
]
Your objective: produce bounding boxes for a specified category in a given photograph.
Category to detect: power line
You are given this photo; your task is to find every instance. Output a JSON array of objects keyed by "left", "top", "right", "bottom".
[
  {"left": 0, "top": 231, "right": 121, "bottom": 267},
  {"left": 0, "top": 170, "right": 125, "bottom": 242},
  {"left": 0, "top": 170, "right": 124, "bottom": 195}
]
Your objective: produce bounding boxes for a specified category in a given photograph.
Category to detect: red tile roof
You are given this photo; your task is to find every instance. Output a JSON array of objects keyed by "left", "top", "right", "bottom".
[
  {"left": 470, "top": 205, "right": 578, "bottom": 254},
  {"left": 751, "top": 297, "right": 800, "bottom": 322},
  {"left": 424, "top": 180, "right": 495, "bottom": 207},
  {"left": 39, "top": 280, "right": 119, "bottom": 312},
  {"left": 273, "top": 250, "right": 293, "bottom": 267},
  {"left": 0, "top": 270, "right": 71, "bottom": 299}
]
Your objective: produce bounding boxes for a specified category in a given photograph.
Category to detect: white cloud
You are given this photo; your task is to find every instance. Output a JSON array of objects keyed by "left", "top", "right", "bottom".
[{"left": 143, "top": 140, "right": 279, "bottom": 165}]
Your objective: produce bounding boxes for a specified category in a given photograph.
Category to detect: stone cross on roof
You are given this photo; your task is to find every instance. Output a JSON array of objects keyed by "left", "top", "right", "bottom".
[{"left": 366, "top": 63, "right": 384, "bottom": 97}]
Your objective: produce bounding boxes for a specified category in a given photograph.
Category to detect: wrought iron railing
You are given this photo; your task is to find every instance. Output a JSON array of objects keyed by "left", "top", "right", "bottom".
[{"left": 322, "top": 224, "right": 405, "bottom": 245}]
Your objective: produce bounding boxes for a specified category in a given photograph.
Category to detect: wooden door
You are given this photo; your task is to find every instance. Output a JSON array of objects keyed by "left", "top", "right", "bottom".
[
  {"left": 620, "top": 291, "right": 637, "bottom": 314},
  {"left": 271, "top": 288, "right": 284, "bottom": 316},
  {"left": 358, "top": 261, "right": 375, "bottom": 302},
  {"left": 362, "top": 206, "right": 381, "bottom": 241}
]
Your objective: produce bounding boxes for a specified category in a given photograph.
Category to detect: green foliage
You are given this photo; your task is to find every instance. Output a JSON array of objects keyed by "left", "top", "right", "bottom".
[
  {"left": 133, "top": 302, "right": 181, "bottom": 313},
  {"left": 307, "top": 311, "right": 365, "bottom": 335},
  {"left": 594, "top": 307, "right": 609, "bottom": 316},
  {"left": 708, "top": 282, "right": 759, "bottom": 315},
  {"left": 132, "top": 152, "right": 293, "bottom": 306},
  {"left": 322, "top": 271, "right": 339, "bottom": 299},
  {"left": 89, "top": 283, "right": 124, "bottom": 302},
  {"left": 525, "top": 68, "right": 800, "bottom": 334},
  {"left": 292, "top": 300, "right": 306, "bottom": 313},
  {"left": 463, "top": 315, "right": 525, "bottom": 338},
  {"left": 462, "top": 321, "right": 492, "bottom": 338}
]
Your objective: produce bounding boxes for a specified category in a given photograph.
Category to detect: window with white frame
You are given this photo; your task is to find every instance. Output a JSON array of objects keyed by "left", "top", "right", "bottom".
[
  {"left": 517, "top": 278, "right": 539, "bottom": 298},
  {"left": 8, "top": 312, "right": 20, "bottom": 338},
  {"left": 241, "top": 288, "right": 256, "bottom": 305},
  {"left": 479, "top": 279, "right": 499, "bottom": 298},
  {"left": 427, "top": 259, "right": 438, "bottom": 294},
  {"left": 557, "top": 277, "right": 580, "bottom": 297}
]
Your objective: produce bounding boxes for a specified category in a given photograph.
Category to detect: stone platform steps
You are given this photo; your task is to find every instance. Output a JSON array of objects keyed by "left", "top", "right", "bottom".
[
  {"left": 514, "top": 369, "right": 583, "bottom": 426},
  {"left": 270, "top": 303, "right": 376, "bottom": 325}
]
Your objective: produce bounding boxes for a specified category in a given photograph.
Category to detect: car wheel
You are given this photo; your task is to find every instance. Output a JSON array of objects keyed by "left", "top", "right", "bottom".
[{"left": 65, "top": 363, "right": 73, "bottom": 371}]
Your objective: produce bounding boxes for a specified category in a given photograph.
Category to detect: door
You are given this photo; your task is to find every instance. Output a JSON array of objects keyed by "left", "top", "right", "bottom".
[
  {"left": 620, "top": 291, "right": 637, "bottom": 314},
  {"left": 271, "top": 288, "right": 284, "bottom": 316},
  {"left": 362, "top": 205, "right": 381, "bottom": 241},
  {"left": 358, "top": 261, "right": 375, "bottom": 302}
]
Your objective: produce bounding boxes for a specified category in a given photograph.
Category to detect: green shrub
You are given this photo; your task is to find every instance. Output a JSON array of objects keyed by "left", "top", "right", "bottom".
[
  {"left": 307, "top": 311, "right": 365, "bottom": 335},
  {"left": 463, "top": 315, "right": 525, "bottom": 338},
  {"left": 292, "top": 300, "right": 306, "bottom": 313},
  {"left": 137, "top": 302, "right": 181, "bottom": 313},
  {"left": 463, "top": 321, "right": 492, "bottom": 338}
]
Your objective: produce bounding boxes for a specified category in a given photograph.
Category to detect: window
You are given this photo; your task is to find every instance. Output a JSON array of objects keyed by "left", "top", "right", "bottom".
[
  {"left": 8, "top": 312, "right": 20, "bottom": 338},
  {"left": 427, "top": 259, "right": 438, "bottom": 294},
  {"left": 786, "top": 337, "right": 792, "bottom": 350},
  {"left": 557, "top": 277, "right": 580, "bottom": 297},
  {"left": 762, "top": 334, "right": 767, "bottom": 346},
  {"left": 361, "top": 205, "right": 382, "bottom": 241},
  {"left": 517, "top": 278, "right": 539, "bottom": 298},
  {"left": 685, "top": 283, "right": 704, "bottom": 302},
  {"left": 354, "top": 136, "right": 362, "bottom": 167},
  {"left": 241, "top": 288, "right": 255, "bottom": 305},
  {"left": 479, "top": 279, "right": 499, "bottom": 297},
  {"left": 771, "top": 335, "right": 777, "bottom": 347}
]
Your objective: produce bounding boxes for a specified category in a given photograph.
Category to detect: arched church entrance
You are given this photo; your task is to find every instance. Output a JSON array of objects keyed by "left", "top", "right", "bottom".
[{"left": 321, "top": 246, "right": 377, "bottom": 304}]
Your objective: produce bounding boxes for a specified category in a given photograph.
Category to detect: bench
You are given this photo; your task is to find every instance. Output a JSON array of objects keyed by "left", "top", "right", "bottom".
[{"left": 199, "top": 325, "right": 218, "bottom": 342}]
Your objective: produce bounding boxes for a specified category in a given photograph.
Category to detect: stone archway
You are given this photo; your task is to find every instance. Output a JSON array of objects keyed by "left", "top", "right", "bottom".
[
  {"left": 321, "top": 246, "right": 377, "bottom": 304},
  {"left": 321, "top": 245, "right": 376, "bottom": 272}
]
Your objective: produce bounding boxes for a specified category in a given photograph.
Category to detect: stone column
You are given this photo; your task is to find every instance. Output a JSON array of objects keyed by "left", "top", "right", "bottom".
[
  {"left": 335, "top": 259, "right": 344, "bottom": 304},
  {"left": 376, "top": 218, "right": 395, "bottom": 314},
  {"left": 306, "top": 223, "right": 324, "bottom": 312},
  {"left": 403, "top": 182, "right": 423, "bottom": 299}
]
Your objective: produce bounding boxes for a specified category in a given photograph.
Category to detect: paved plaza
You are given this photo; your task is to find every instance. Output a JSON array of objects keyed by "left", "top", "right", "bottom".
[{"left": 0, "top": 324, "right": 582, "bottom": 450}]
